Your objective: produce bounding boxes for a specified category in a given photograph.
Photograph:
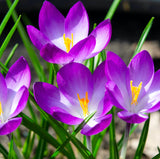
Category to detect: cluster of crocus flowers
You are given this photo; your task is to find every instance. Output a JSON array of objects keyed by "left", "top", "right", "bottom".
[
  {"left": 105, "top": 50, "right": 160, "bottom": 124},
  {"left": 27, "top": 1, "right": 112, "bottom": 64},
  {"left": 34, "top": 62, "right": 112, "bottom": 136},
  {"left": 0, "top": 57, "right": 31, "bottom": 135}
]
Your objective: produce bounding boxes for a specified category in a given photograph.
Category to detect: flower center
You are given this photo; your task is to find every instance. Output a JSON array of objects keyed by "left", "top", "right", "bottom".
[
  {"left": 77, "top": 92, "right": 89, "bottom": 117},
  {"left": 63, "top": 33, "right": 73, "bottom": 53},
  {"left": 130, "top": 80, "right": 142, "bottom": 105}
]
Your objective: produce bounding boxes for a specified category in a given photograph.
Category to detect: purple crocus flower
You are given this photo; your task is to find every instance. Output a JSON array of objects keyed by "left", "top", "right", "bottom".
[
  {"left": 27, "top": 1, "right": 112, "bottom": 64},
  {"left": 0, "top": 57, "right": 31, "bottom": 135},
  {"left": 105, "top": 50, "right": 160, "bottom": 124},
  {"left": 34, "top": 62, "right": 112, "bottom": 136}
]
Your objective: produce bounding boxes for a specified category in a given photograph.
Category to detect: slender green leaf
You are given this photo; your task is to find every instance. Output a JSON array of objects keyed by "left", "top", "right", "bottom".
[
  {"left": 88, "top": 57, "right": 95, "bottom": 73},
  {"left": 109, "top": 107, "right": 119, "bottom": 159},
  {"left": 132, "top": 17, "right": 154, "bottom": 58},
  {"left": 8, "top": 135, "right": 14, "bottom": 159},
  {"left": 105, "top": 0, "right": 121, "bottom": 20},
  {"left": 6, "top": 0, "right": 46, "bottom": 82},
  {"left": 0, "top": 15, "right": 21, "bottom": 58},
  {"left": 134, "top": 115, "right": 150, "bottom": 159},
  {"left": 92, "top": 128, "right": 108, "bottom": 157},
  {"left": 101, "top": 49, "right": 107, "bottom": 61},
  {"left": 0, "top": 143, "right": 8, "bottom": 159},
  {"left": 20, "top": 112, "right": 71, "bottom": 158},
  {"left": 51, "top": 112, "right": 96, "bottom": 158},
  {"left": 0, "top": 0, "right": 19, "bottom": 36},
  {"left": 152, "top": 152, "right": 160, "bottom": 159},
  {"left": 4, "top": 43, "right": 18, "bottom": 67}
]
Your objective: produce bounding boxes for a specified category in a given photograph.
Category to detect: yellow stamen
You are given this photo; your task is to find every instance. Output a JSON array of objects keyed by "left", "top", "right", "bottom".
[
  {"left": 0, "top": 102, "right": 3, "bottom": 116},
  {"left": 77, "top": 92, "right": 89, "bottom": 117},
  {"left": 130, "top": 80, "right": 142, "bottom": 105},
  {"left": 63, "top": 33, "right": 73, "bottom": 53}
]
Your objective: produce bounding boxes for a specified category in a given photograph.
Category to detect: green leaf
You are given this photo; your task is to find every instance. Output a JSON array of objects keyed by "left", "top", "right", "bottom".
[
  {"left": 0, "top": 143, "right": 8, "bottom": 159},
  {"left": 0, "top": 0, "right": 19, "bottom": 36},
  {"left": 132, "top": 17, "right": 154, "bottom": 58},
  {"left": 4, "top": 43, "right": 18, "bottom": 67},
  {"left": 105, "top": 0, "right": 121, "bottom": 20},
  {"left": 51, "top": 112, "right": 96, "bottom": 159},
  {"left": 92, "top": 128, "right": 108, "bottom": 157},
  {"left": 20, "top": 112, "right": 72, "bottom": 158},
  {"left": 0, "top": 15, "right": 21, "bottom": 58},
  {"left": 109, "top": 107, "right": 119, "bottom": 159},
  {"left": 152, "top": 152, "right": 160, "bottom": 159},
  {"left": 134, "top": 115, "right": 150, "bottom": 159},
  {"left": 6, "top": 0, "right": 47, "bottom": 82}
]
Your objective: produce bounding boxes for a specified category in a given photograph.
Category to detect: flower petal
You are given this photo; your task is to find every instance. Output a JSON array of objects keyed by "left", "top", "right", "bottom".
[
  {"left": 39, "top": 1, "right": 65, "bottom": 43},
  {"left": 128, "top": 50, "right": 154, "bottom": 92},
  {"left": 81, "top": 114, "right": 112, "bottom": 136},
  {"left": 5, "top": 57, "right": 31, "bottom": 91},
  {"left": 89, "top": 19, "right": 112, "bottom": 56},
  {"left": 0, "top": 73, "right": 7, "bottom": 107},
  {"left": 105, "top": 81, "right": 126, "bottom": 110},
  {"left": 89, "top": 61, "right": 108, "bottom": 112},
  {"left": 57, "top": 62, "right": 93, "bottom": 105},
  {"left": 40, "top": 43, "right": 73, "bottom": 64},
  {"left": 105, "top": 51, "right": 130, "bottom": 106},
  {"left": 52, "top": 107, "right": 83, "bottom": 125},
  {"left": 0, "top": 117, "right": 22, "bottom": 135},
  {"left": 69, "top": 36, "right": 96, "bottom": 62},
  {"left": 9, "top": 86, "right": 29, "bottom": 118},
  {"left": 27, "top": 25, "right": 51, "bottom": 50},
  {"left": 34, "top": 82, "right": 68, "bottom": 115},
  {"left": 118, "top": 111, "right": 148, "bottom": 124},
  {"left": 65, "top": 1, "right": 89, "bottom": 44}
]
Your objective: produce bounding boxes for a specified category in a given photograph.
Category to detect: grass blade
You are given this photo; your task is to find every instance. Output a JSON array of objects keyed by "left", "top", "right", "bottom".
[
  {"left": 0, "top": 143, "right": 8, "bottom": 159},
  {"left": 105, "top": 0, "right": 121, "bottom": 20},
  {"left": 134, "top": 115, "right": 150, "bottom": 159},
  {"left": 0, "top": 15, "right": 21, "bottom": 58},
  {"left": 132, "top": 17, "right": 154, "bottom": 58},
  {"left": 6, "top": 0, "right": 47, "bottom": 82},
  {"left": 0, "top": 0, "right": 19, "bottom": 36}
]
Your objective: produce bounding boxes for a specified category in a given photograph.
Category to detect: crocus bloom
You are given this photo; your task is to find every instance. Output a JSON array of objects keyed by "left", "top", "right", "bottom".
[
  {"left": 0, "top": 57, "right": 31, "bottom": 135},
  {"left": 27, "top": 1, "right": 112, "bottom": 64},
  {"left": 105, "top": 50, "right": 160, "bottom": 123},
  {"left": 34, "top": 62, "right": 112, "bottom": 136}
]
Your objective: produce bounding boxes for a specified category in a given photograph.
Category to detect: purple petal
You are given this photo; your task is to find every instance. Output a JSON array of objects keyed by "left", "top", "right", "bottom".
[
  {"left": 75, "top": 37, "right": 96, "bottom": 62},
  {"left": 27, "top": 25, "right": 51, "bottom": 50},
  {"left": 118, "top": 111, "right": 148, "bottom": 124},
  {"left": 105, "top": 51, "right": 130, "bottom": 106},
  {"left": 128, "top": 50, "right": 154, "bottom": 92},
  {"left": 9, "top": 86, "right": 29, "bottom": 118},
  {"left": 81, "top": 114, "right": 112, "bottom": 136},
  {"left": 65, "top": 1, "right": 89, "bottom": 44},
  {"left": 0, "top": 73, "right": 7, "bottom": 107},
  {"left": 34, "top": 82, "right": 65, "bottom": 115},
  {"left": 0, "top": 117, "right": 22, "bottom": 135},
  {"left": 105, "top": 81, "right": 126, "bottom": 110},
  {"left": 40, "top": 43, "right": 73, "bottom": 64},
  {"left": 69, "top": 36, "right": 96, "bottom": 62},
  {"left": 39, "top": 1, "right": 65, "bottom": 43},
  {"left": 57, "top": 63, "right": 93, "bottom": 105},
  {"left": 52, "top": 107, "right": 83, "bottom": 125},
  {"left": 89, "top": 19, "right": 112, "bottom": 56},
  {"left": 89, "top": 61, "right": 107, "bottom": 112},
  {"left": 5, "top": 57, "right": 31, "bottom": 91}
]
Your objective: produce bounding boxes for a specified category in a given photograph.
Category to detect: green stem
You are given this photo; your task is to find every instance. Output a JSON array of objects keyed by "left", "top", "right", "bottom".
[{"left": 120, "top": 123, "right": 131, "bottom": 159}]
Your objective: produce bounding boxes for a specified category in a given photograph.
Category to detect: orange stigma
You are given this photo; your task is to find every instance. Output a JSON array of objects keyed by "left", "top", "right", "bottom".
[
  {"left": 63, "top": 33, "right": 73, "bottom": 52},
  {"left": 130, "top": 80, "right": 142, "bottom": 105},
  {"left": 77, "top": 92, "right": 89, "bottom": 117},
  {"left": 0, "top": 102, "right": 3, "bottom": 116}
]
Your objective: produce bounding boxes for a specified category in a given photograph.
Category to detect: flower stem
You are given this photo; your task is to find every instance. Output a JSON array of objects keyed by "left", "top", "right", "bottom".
[
  {"left": 86, "top": 135, "right": 92, "bottom": 152},
  {"left": 120, "top": 123, "right": 131, "bottom": 159}
]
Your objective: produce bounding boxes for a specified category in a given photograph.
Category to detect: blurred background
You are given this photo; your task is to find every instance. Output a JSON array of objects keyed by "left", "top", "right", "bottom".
[{"left": 0, "top": 0, "right": 160, "bottom": 158}]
